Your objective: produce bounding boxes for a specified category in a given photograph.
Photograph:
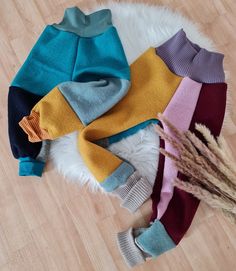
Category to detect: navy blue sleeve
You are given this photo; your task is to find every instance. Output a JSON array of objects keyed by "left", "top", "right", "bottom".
[{"left": 8, "top": 86, "right": 42, "bottom": 159}]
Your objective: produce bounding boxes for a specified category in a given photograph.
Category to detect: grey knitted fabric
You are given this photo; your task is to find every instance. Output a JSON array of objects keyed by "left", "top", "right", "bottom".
[
  {"left": 113, "top": 171, "right": 140, "bottom": 199},
  {"left": 156, "top": 29, "right": 225, "bottom": 83},
  {"left": 117, "top": 228, "right": 146, "bottom": 267},
  {"left": 113, "top": 171, "right": 152, "bottom": 212}
]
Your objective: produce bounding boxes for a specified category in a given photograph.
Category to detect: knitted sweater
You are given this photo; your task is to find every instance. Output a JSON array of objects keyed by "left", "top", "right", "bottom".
[
  {"left": 19, "top": 47, "right": 203, "bottom": 213},
  {"left": 8, "top": 6, "right": 130, "bottom": 176}
]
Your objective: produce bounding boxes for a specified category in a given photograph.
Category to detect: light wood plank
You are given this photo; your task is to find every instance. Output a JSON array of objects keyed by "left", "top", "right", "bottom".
[{"left": 0, "top": 1, "right": 236, "bottom": 270}]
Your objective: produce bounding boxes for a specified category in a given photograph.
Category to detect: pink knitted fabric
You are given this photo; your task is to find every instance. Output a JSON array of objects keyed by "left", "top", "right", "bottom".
[{"left": 157, "top": 77, "right": 202, "bottom": 219}]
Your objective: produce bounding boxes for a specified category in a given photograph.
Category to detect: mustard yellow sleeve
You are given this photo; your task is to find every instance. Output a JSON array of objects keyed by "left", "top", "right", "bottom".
[
  {"left": 78, "top": 122, "right": 153, "bottom": 213},
  {"left": 79, "top": 126, "right": 123, "bottom": 182},
  {"left": 19, "top": 87, "right": 84, "bottom": 142}
]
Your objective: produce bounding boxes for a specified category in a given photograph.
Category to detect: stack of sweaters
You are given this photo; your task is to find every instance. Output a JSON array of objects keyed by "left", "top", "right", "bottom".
[{"left": 8, "top": 7, "right": 227, "bottom": 267}]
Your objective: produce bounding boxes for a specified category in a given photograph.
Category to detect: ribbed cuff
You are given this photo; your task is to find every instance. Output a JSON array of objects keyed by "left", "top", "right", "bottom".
[
  {"left": 113, "top": 171, "right": 152, "bottom": 212},
  {"left": 117, "top": 228, "right": 146, "bottom": 267},
  {"left": 19, "top": 111, "right": 51, "bottom": 142},
  {"left": 19, "top": 157, "right": 45, "bottom": 177}
]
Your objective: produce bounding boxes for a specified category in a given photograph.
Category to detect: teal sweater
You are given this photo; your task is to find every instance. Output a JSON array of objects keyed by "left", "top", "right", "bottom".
[{"left": 8, "top": 7, "right": 130, "bottom": 177}]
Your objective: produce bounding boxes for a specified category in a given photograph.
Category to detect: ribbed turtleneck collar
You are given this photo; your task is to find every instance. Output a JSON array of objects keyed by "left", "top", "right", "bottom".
[
  {"left": 156, "top": 29, "right": 225, "bottom": 83},
  {"left": 53, "top": 7, "right": 112, "bottom": 37}
]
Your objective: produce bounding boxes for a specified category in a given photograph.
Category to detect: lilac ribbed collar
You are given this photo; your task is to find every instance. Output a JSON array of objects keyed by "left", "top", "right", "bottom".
[{"left": 156, "top": 29, "right": 225, "bottom": 83}]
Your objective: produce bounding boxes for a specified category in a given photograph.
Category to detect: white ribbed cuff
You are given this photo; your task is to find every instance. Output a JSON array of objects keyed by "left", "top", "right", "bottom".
[
  {"left": 113, "top": 172, "right": 152, "bottom": 213},
  {"left": 117, "top": 228, "right": 146, "bottom": 267}
]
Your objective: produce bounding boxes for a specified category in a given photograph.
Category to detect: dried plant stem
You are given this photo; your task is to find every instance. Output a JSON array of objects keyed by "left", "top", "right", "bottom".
[
  {"left": 185, "top": 130, "right": 236, "bottom": 185},
  {"left": 158, "top": 113, "right": 198, "bottom": 156},
  {"left": 156, "top": 113, "right": 236, "bottom": 224},
  {"left": 174, "top": 178, "right": 236, "bottom": 214}
]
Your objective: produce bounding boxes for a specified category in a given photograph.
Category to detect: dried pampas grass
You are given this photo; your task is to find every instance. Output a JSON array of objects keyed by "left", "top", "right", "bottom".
[{"left": 155, "top": 113, "right": 236, "bottom": 223}]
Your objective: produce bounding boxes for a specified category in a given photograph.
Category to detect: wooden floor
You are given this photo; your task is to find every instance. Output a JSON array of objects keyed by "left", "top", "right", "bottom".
[{"left": 0, "top": 0, "right": 236, "bottom": 270}]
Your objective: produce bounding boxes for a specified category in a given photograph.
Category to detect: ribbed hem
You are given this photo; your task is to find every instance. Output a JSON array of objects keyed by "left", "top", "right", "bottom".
[
  {"left": 113, "top": 171, "right": 152, "bottom": 212},
  {"left": 117, "top": 228, "right": 145, "bottom": 267},
  {"left": 19, "top": 157, "right": 45, "bottom": 177},
  {"left": 19, "top": 111, "right": 51, "bottom": 142}
]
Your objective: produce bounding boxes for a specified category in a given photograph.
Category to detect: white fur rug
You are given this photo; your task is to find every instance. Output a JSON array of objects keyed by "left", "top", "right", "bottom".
[{"left": 49, "top": 2, "right": 221, "bottom": 191}]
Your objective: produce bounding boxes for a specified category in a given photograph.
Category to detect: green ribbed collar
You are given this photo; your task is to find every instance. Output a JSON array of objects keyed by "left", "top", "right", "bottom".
[{"left": 53, "top": 7, "right": 112, "bottom": 37}]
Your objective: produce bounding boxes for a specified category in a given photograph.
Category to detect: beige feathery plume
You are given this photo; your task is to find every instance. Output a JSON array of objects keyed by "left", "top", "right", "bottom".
[
  {"left": 156, "top": 113, "right": 236, "bottom": 223},
  {"left": 222, "top": 210, "right": 236, "bottom": 224},
  {"left": 158, "top": 113, "right": 198, "bottom": 156},
  {"left": 174, "top": 178, "right": 236, "bottom": 213},
  {"left": 185, "top": 130, "right": 236, "bottom": 185}
]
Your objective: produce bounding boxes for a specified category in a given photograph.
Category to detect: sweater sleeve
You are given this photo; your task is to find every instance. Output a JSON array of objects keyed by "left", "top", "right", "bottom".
[
  {"left": 8, "top": 86, "right": 46, "bottom": 176},
  {"left": 19, "top": 86, "right": 84, "bottom": 142},
  {"left": 117, "top": 82, "right": 227, "bottom": 267}
]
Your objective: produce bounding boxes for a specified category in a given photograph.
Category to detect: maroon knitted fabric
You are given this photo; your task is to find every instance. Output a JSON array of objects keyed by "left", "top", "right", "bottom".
[
  {"left": 151, "top": 82, "right": 227, "bottom": 244},
  {"left": 150, "top": 136, "right": 165, "bottom": 221}
]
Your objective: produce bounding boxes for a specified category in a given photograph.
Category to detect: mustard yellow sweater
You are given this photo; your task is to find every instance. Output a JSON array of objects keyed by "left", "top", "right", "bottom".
[{"left": 20, "top": 48, "right": 182, "bottom": 212}]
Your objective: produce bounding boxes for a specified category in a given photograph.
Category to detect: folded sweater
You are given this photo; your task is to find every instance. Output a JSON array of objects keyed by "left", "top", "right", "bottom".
[{"left": 8, "top": 6, "right": 130, "bottom": 176}]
